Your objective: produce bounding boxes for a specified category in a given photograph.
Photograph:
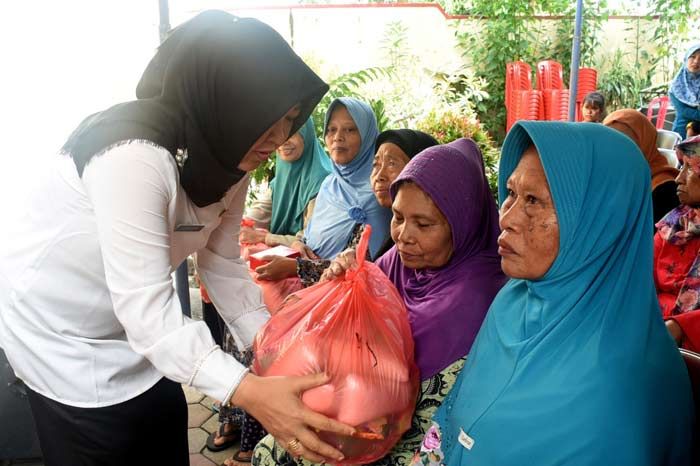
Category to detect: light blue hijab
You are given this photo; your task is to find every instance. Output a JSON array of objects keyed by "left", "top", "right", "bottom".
[
  {"left": 670, "top": 43, "right": 700, "bottom": 107},
  {"left": 304, "top": 98, "right": 391, "bottom": 258},
  {"left": 434, "top": 121, "right": 693, "bottom": 465}
]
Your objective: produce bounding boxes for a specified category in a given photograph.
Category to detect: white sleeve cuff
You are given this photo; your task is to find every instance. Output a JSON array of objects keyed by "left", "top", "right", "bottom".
[
  {"left": 224, "top": 304, "right": 271, "bottom": 351},
  {"left": 189, "top": 346, "right": 249, "bottom": 404}
]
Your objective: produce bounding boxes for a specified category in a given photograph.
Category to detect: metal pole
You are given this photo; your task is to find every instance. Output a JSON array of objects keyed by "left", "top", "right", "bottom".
[
  {"left": 158, "top": 0, "right": 171, "bottom": 44},
  {"left": 567, "top": 0, "right": 584, "bottom": 122}
]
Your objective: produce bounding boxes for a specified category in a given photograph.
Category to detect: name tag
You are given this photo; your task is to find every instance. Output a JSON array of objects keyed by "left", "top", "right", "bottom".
[
  {"left": 175, "top": 224, "right": 205, "bottom": 232},
  {"left": 458, "top": 428, "right": 475, "bottom": 450}
]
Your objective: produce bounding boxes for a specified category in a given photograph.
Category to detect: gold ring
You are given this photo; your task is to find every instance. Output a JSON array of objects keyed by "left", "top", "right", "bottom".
[{"left": 287, "top": 438, "right": 303, "bottom": 455}]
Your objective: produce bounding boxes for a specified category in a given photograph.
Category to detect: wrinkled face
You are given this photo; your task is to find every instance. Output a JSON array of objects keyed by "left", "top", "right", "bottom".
[
  {"left": 498, "top": 147, "right": 560, "bottom": 280},
  {"left": 391, "top": 182, "right": 453, "bottom": 270},
  {"left": 676, "top": 155, "right": 700, "bottom": 207},
  {"left": 687, "top": 50, "right": 700, "bottom": 74},
  {"left": 370, "top": 143, "right": 411, "bottom": 208},
  {"left": 238, "top": 105, "right": 301, "bottom": 172},
  {"left": 581, "top": 102, "right": 602, "bottom": 123},
  {"left": 324, "top": 105, "right": 362, "bottom": 165},
  {"left": 277, "top": 132, "right": 305, "bottom": 162}
]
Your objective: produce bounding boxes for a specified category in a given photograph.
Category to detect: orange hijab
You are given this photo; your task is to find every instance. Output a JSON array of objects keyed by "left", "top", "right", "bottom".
[{"left": 603, "top": 109, "right": 678, "bottom": 190}]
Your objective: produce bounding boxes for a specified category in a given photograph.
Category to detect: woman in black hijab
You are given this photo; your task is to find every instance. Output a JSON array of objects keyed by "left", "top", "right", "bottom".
[{"left": 0, "top": 10, "right": 352, "bottom": 466}]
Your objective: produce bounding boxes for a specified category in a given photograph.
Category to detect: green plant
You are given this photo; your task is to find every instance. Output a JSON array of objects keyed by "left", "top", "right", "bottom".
[
  {"left": 597, "top": 48, "right": 649, "bottom": 110},
  {"left": 416, "top": 107, "right": 500, "bottom": 196},
  {"left": 647, "top": 0, "right": 694, "bottom": 83}
]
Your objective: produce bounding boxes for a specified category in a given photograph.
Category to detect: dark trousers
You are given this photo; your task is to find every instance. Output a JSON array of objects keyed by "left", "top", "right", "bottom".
[
  {"left": 203, "top": 301, "right": 225, "bottom": 347},
  {"left": 26, "top": 377, "right": 188, "bottom": 466}
]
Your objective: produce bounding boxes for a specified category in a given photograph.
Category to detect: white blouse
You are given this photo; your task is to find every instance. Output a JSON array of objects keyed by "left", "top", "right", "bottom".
[{"left": 0, "top": 142, "right": 269, "bottom": 408}]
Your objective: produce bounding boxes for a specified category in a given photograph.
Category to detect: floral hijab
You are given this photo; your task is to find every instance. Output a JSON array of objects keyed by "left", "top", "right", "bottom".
[{"left": 657, "top": 135, "right": 700, "bottom": 313}]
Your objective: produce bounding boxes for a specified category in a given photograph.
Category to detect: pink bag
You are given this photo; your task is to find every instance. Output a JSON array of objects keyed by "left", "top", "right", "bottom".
[{"left": 253, "top": 226, "right": 419, "bottom": 464}]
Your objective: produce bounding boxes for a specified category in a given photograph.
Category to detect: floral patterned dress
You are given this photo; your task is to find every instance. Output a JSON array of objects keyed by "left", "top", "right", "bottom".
[{"left": 251, "top": 358, "right": 465, "bottom": 466}]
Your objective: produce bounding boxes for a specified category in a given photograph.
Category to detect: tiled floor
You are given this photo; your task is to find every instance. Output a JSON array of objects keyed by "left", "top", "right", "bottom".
[{"left": 184, "top": 385, "right": 240, "bottom": 466}]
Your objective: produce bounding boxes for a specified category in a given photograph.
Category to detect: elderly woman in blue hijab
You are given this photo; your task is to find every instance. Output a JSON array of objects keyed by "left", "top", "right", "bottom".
[
  {"left": 410, "top": 121, "right": 693, "bottom": 466},
  {"left": 670, "top": 43, "right": 700, "bottom": 139},
  {"left": 255, "top": 98, "right": 392, "bottom": 280}
]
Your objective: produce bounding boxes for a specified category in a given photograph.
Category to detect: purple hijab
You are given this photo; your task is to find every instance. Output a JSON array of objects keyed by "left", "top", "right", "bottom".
[{"left": 376, "top": 138, "right": 506, "bottom": 379}]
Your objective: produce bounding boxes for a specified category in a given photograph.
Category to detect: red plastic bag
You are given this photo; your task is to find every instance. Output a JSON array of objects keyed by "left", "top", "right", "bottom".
[
  {"left": 253, "top": 226, "right": 419, "bottom": 465},
  {"left": 240, "top": 218, "right": 268, "bottom": 261},
  {"left": 251, "top": 273, "right": 303, "bottom": 315}
]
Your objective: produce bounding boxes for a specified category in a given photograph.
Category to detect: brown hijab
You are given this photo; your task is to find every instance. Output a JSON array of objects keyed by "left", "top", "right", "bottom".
[{"left": 603, "top": 109, "right": 678, "bottom": 190}]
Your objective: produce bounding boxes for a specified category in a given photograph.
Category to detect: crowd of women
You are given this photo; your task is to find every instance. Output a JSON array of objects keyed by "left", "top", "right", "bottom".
[{"left": 1, "top": 9, "right": 699, "bottom": 466}]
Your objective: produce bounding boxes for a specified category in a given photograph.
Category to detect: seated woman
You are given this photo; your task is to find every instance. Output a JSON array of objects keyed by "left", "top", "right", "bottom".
[
  {"left": 412, "top": 121, "right": 693, "bottom": 466},
  {"left": 241, "top": 117, "right": 331, "bottom": 248},
  {"left": 580, "top": 91, "right": 606, "bottom": 123},
  {"left": 255, "top": 122, "right": 438, "bottom": 284},
  {"left": 670, "top": 43, "right": 700, "bottom": 139},
  {"left": 656, "top": 135, "right": 700, "bottom": 352},
  {"left": 252, "top": 139, "right": 507, "bottom": 466},
  {"left": 604, "top": 109, "right": 680, "bottom": 222}
]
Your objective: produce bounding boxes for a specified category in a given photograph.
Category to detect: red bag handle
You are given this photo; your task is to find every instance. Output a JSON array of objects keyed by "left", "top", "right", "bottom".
[{"left": 347, "top": 224, "right": 372, "bottom": 280}]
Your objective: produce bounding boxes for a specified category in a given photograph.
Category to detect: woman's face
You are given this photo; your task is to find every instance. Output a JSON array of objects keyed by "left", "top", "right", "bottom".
[
  {"left": 687, "top": 50, "right": 700, "bottom": 74},
  {"left": 324, "top": 106, "right": 362, "bottom": 165},
  {"left": 277, "top": 132, "right": 305, "bottom": 163},
  {"left": 498, "top": 147, "right": 560, "bottom": 280},
  {"left": 238, "top": 105, "right": 301, "bottom": 172},
  {"left": 676, "top": 156, "right": 700, "bottom": 207},
  {"left": 370, "top": 142, "right": 411, "bottom": 208},
  {"left": 581, "top": 102, "right": 602, "bottom": 123},
  {"left": 391, "top": 182, "right": 453, "bottom": 270}
]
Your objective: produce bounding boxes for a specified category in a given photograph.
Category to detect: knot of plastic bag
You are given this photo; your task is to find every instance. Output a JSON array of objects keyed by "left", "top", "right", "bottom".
[{"left": 346, "top": 224, "right": 372, "bottom": 281}]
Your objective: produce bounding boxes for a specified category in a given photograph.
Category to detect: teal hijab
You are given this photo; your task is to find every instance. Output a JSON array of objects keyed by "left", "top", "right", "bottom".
[
  {"left": 269, "top": 118, "right": 331, "bottom": 235},
  {"left": 434, "top": 122, "right": 693, "bottom": 465}
]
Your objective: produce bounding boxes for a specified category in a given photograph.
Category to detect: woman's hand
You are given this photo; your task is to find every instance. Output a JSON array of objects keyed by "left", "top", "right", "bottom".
[
  {"left": 255, "top": 256, "right": 297, "bottom": 281},
  {"left": 291, "top": 240, "right": 319, "bottom": 260},
  {"left": 231, "top": 373, "right": 354, "bottom": 463},
  {"left": 320, "top": 249, "right": 357, "bottom": 282},
  {"left": 240, "top": 228, "right": 267, "bottom": 245},
  {"left": 665, "top": 319, "right": 684, "bottom": 346}
]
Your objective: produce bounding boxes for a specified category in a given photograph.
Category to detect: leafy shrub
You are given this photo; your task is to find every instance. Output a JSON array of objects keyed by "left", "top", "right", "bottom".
[{"left": 416, "top": 107, "right": 501, "bottom": 197}]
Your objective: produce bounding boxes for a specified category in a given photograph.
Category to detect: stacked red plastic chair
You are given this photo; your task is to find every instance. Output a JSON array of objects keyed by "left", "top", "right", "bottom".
[
  {"left": 543, "top": 89, "right": 570, "bottom": 121},
  {"left": 506, "top": 61, "right": 532, "bottom": 132},
  {"left": 575, "top": 68, "right": 598, "bottom": 121},
  {"left": 537, "top": 60, "right": 564, "bottom": 91}
]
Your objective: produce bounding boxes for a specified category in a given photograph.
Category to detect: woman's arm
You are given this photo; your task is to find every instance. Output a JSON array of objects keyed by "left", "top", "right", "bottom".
[
  {"left": 670, "top": 92, "right": 700, "bottom": 121},
  {"left": 83, "top": 143, "right": 247, "bottom": 404}
]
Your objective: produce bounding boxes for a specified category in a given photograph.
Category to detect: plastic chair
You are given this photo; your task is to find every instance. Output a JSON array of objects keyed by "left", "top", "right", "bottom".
[
  {"left": 680, "top": 349, "right": 700, "bottom": 463},
  {"left": 646, "top": 95, "right": 670, "bottom": 129},
  {"left": 657, "top": 129, "right": 682, "bottom": 150},
  {"left": 659, "top": 148, "right": 680, "bottom": 168},
  {"left": 506, "top": 62, "right": 532, "bottom": 132},
  {"left": 536, "top": 60, "right": 564, "bottom": 91}
]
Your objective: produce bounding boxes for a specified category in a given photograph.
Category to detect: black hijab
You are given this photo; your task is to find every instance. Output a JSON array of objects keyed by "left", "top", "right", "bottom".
[
  {"left": 372, "top": 129, "right": 439, "bottom": 259},
  {"left": 374, "top": 129, "right": 439, "bottom": 159},
  {"left": 62, "top": 10, "right": 328, "bottom": 207}
]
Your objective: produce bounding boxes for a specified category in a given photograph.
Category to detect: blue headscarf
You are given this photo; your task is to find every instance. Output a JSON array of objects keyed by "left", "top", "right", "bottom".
[
  {"left": 304, "top": 98, "right": 391, "bottom": 258},
  {"left": 269, "top": 118, "right": 331, "bottom": 235},
  {"left": 434, "top": 122, "right": 693, "bottom": 465},
  {"left": 670, "top": 43, "right": 700, "bottom": 107}
]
